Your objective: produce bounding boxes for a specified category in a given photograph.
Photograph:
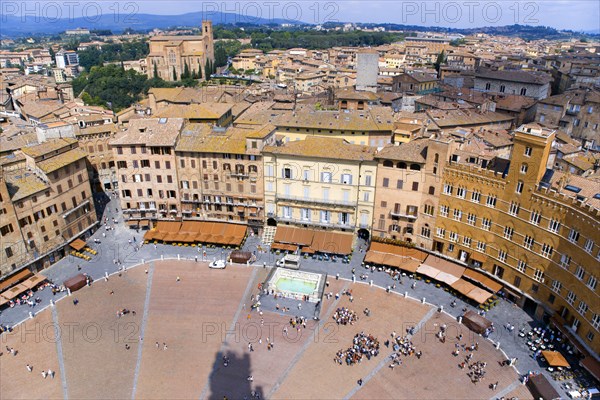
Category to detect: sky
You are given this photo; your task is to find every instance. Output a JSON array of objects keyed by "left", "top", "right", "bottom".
[
  {"left": 3, "top": 1, "right": 600, "bottom": 32},
  {"left": 119, "top": 0, "right": 599, "bottom": 31}
]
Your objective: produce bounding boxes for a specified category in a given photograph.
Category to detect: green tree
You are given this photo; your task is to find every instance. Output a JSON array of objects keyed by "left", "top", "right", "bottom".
[
  {"left": 434, "top": 50, "right": 446, "bottom": 75},
  {"left": 183, "top": 61, "right": 190, "bottom": 79},
  {"left": 72, "top": 64, "right": 171, "bottom": 112},
  {"left": 153, "top": 61, "right": 159, "bottom": 79},
  {"left": 172, "top": 66, "right": 177, "bottom": 81},
  {"left": 204, "top": 59, "right": 211, "bottom": 80}
]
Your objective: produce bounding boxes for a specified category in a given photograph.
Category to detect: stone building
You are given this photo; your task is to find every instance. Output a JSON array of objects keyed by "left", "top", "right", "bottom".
[
  {"left": 262, "top": 136, "right": 377, "bottom": 240},
  {"left": 1, "top": 138, "right": 97, "bottom": 278},
  {"left": 433, "top": 124, "right": 600, "bottom": 355},
  {"left": 110, "top": 118, "right": 185, "bottom": 224},
  {"left": 372, "top": 136, "right": 457, "bottom": 249},
  {"left": 474, "top": 69, "right": 552, "bottom": 100},
  {"left": 175, "top": 123, "right": 276, "bottom": 233},
  {"left": 147, "top": 21, "right": 214, "bottom": 81}
]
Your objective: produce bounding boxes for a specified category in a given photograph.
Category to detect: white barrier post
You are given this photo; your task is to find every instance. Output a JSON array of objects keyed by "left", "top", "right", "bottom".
[
  {"left": 67, "top": 288, "right": 71, "bottom": 296},
  {"left": 369, "top": 280, "right": 373, "bottom": 286},
  {"left": 405, "top": 291, "right": 408, "bottom": 298},
  {"left": 161, "top": 254, "right": 164, "bottom": 260},
  {"left": 421, "top": 297, "right": 426, "bottom": 304},
  {"left": 29, "top": 311, "right": 34, "bottom": 319},
  {"left": 458, "top": 316, "right": 463, "bottom": 324},
  {"left": 177, "top": 254, "right": 180, "bottom": 260},
  {"left": 50, "top": 299, "right": 55, "bottom": 307},
  {"left": 496, "top": 342, "right": 500, "bottom": 349},
  {"left": 352, "top": 275, "right": 356, "bottom": 283}
]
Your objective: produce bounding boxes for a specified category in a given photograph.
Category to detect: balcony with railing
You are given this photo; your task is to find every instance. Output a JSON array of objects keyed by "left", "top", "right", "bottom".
[
  {"left": 389, "top": 209, "right": 418, "bottom": 220},
  {"left": 275, "top": 215, "right": 355, "bottom": 230},
  {"left": 276, "top": 194, "right": 357, "bottom": 207}
]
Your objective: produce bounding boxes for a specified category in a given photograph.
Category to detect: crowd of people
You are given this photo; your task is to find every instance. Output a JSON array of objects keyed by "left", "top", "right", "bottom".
[
  {"left": 466, "top": 360, "right": 488, "bottom": 384},
  {"left": 334, "top": 332, "right": 380, "bottom": 366},
  {"left": 332, "top": 307, "right": 358, "bottom": 325}
]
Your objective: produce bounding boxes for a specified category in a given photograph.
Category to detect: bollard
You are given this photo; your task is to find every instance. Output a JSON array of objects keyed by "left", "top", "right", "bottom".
[
  {"left": 369, "top": 280, "right": 373, "bottom": 286},
  {"left": 405, "top": 291, "right": 408, "bottom": 298},
  {"left": 161, "top": 254, "right": 164, "bottom": 260},
  {"left": 50, "top": 299, "right": 55, "bottom": 307},
  {"left": 439, "top": 305, "right": 443, "bottom": 313},
  {"left": 496, "top": 342, "right": 500, "bottom": 349},
  {"left": 105, "top": 271, "right": 109, "bottom": 279},
  {"left": 142, "top": 259, "right": 144, "bottom": 264},
  {"left": 458, "top": 316, "right": 463, "bottom": 324},
  {"left": 177, "top": 254, "right": 180, "bottom": 260},
  {"left": 29, "top": 311, "right": 34, "bottom": 319},
  {"left": 421, "top": 297, "right": 425, "bottom": 304},
  {"left": 67, "top": 288, "right": 71, "bottom": 296},
  {"left": 352, "top": 275, "right": 356, "bottom": 283}
]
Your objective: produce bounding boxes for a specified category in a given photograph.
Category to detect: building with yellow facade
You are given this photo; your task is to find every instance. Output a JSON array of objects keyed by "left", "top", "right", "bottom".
[{"left": 263, "top": 136, "right": 377, "bottom": 240}]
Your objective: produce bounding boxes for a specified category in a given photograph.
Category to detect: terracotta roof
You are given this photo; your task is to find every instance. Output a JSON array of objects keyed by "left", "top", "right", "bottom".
[
  {"left": 19, "top": 100, "right": 64, "bottom": 119},
  {"left": 154, "top": 103, "right": 233, "bottom": 120},
  {"left": 20, "top": 137, "right": 77, "bottom": 158},
  {"left": 426, "top": 109, "right": 514, "bottom": 129},
  {"left": 5, "top": 171, "right": 47, "bottom": 201},
  {"left": 110, "top": 118, "right": 184, "bottom": 146},
  {"left": 273, "top": 108, "right": 394, "bottom": 132},
  {"left": 36, "top": 148, "right": 87, "bottom": 173},
  {"left": 375, "top": 139, "right": 428, "bottom": 163},
  {"left": 336, "top": 89, "right": 380, "bottom": 101},
  {"left": 175, "top": 123, "right": 275, "bottom": 154},
  {"left": 550, "top": 171, "right": 600, "bottom": 209},
  {"left": 476, "top": 69, "right": 552, "bottom": 85},
  {"left": 264, "top": 136, "right": 376, "bottom": 161}
]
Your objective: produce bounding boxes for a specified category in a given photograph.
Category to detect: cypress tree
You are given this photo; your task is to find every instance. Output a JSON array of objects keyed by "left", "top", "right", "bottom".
[{"left": 172, "top": 66, "right": 177, "bottom": 81}]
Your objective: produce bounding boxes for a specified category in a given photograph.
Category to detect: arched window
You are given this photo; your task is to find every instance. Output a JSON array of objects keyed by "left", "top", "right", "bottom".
[
  {"left": 409, "top": 164, "right": 421, "bottom": 171},
  {"left": 397, "top": 162, "right": 407, "bottom": 169},
  {"left": 434, "top": 153, "right": 439, "bottom": 163},
  {"left": 383, "top": 160, "right": 393, "bottom": 167}
]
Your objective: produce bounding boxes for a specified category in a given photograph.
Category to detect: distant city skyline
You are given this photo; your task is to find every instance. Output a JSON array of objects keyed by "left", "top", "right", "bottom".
[{"left": 2, "top": 1, "right": 599, "bottom": 32}]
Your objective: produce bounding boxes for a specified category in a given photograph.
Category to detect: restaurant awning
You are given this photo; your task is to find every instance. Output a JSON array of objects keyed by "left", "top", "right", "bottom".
[
  {"left": 300, "top": 246, "right": 315, "bottom": 254},
  {"left": 423, "top": 255, "right": 465, "bottom": 279},
  {"left": 541, "top": 350, "right": 570, "bottom": 368},
  {"left": 463, "top": 269, "right": 503, "bottom": 293},
  {"left": 21, "top": 274, "right": 47, "bottom": 290},
  {"left": 368, "top": 241, "right": 428, "bottom": 262},
  {"left": 311, "top": 231, "right": 353, "bottom": 255},
  {"left": 580, "top": 357, "right": 600, "bottom": 382},
  {"left": 451, "top": 278, "right": 478, "bottom": 296},
  {"left": 466, "top": 287, "right": 494, "bottom": 304},
  {"left": 397, "top": 259, "right": 420, "bottom": 273},
  {"left": 70, "top": 238, "right": 87, "bottom": 251},
  {"left": 1, "top": 283, "right": 29, "bottom": 300},
  {"left": 364, "top": 251, "right": 386, "bottom": 264},
  {"left": 435, "top": 271, "right": 460, "bottom": 285},
  {"left": 417, "top": 263, "right": 440, "bottom": 279},
  {"left": 0, "top": 269, "right": 33, "bottom": 292}
]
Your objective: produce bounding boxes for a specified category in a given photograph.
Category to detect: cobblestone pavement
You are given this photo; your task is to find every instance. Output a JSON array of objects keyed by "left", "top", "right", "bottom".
[{"left": 0, "top": 196, "right": 576, "bottom": 399}]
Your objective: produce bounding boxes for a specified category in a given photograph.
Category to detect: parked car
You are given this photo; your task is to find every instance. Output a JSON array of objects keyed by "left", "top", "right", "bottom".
[{"left": 209, "top": 260, "right": 226, "bottom": 269}]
